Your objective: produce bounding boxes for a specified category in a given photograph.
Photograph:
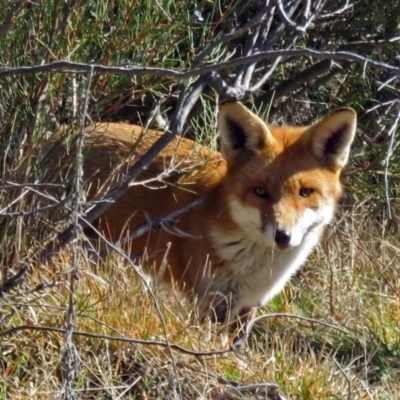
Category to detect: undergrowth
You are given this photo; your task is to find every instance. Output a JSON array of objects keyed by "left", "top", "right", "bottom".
[
  {"left": 1, "top": 204, "right": 400, "bottom": 399},
  {"left": 1, "top": 1, "right": 400, "bottom": 399}
]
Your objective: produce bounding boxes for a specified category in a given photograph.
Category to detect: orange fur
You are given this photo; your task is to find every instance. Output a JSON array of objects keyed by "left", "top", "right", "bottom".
[{"left": 51, "top": 102, "right": 357, "bottom": 338}]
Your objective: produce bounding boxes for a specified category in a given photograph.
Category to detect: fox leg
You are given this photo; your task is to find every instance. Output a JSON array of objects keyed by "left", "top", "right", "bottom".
[{"left": 226, "top": 307, "right": 256, "bottom": 347}]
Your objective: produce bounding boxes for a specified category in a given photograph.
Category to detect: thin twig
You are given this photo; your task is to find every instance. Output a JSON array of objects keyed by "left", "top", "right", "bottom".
[
  {"left": 246, "top": 312, "right": 354, "bottom": 338},
  {"left": 276, "top": 0, "right": 308, "bottom": 31},
  {"left": 262, "top": 0, "right": 302, "bottom": 49},
  {"left": 0, "top": 76, "right": 209, "bottom": 296},
  {"left": 249, "top": 56, "right": 282, "bottom": 93},
  {"left": 34, "top": 76, "right": 207, "bottom": 261},
  {"left": 0, "top": 203, "right": 66, "bottom": 217},
  {"left": 126, "top": 198, "right": 203, "bottom": 242},
  {"left": 192, "top": 1, "right": 272, "bottom": 69},
  {"left": 235, "top": 24, "right": 261, "bottom": 89},
  {"left": 332, "top": 358, "right": 352, "bottom": 400},
  {"left": 60, "top": 65, "right": 94, "bottom": 400},
  {"left": 0, "top": 324, "right": 231, "bottom": 356},
  {"left": 2, "top": 49, "right": 399, "bottom": 80},
  {"left": 320, "top": 0, "right": 352, "bottom": 19}
]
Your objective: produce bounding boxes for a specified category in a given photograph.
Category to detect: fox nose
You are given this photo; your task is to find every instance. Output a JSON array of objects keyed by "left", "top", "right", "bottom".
[{"left": 275, "top": 229, "right": 291, "bottom": 246}]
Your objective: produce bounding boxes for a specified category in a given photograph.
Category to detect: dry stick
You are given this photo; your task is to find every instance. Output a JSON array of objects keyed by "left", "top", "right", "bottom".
[
  {"left": 235, "top": 24, "right": 261, "bottom": 88},
  {"left": 0, "top": 75, "right": 209, "bottom": 295},
  {"left": 320, "top": 0, "right": 352, "bottom": 19},
  {"left": 249, "top": 1, "right": 305, "bottom": 91},
  {"left": 1, "top": 203, "right": 66, "bottom": 218},
  {"left": 60, "top": 65, "right": 94, "bottom": 400},
  {"left": 251, "top": 2, "right": 305, "bottom": 92},
  {"left": 276, "top": 0, "right": 306, "bottom": 30},
  {"left": 258, "top": 58, "right": 341, "bottom": 103},
  {"left": 253, "top": 6, "right": 276, "bottom": 53},
  {"left": 278, "top": 67, "right": 344, "bottom": 110},
  {"left": 55, "top": 215, "right": 188, "bottom": 398},
  {"left": 0, "top": 280, "right": 64, "bottom": 299},
  {"left": 263, "top": 0, "right": 302, "bottom": 50},
  {"left": 275, "top": 0, "right": 316, "bottom": 32},
  {"left": 97, "top": 197, "right": 203, "bottom": 257},
  {"left": 6, "top": 77, "right": 208, "bottom": 399},
  {"left": 127, "top": 197, "right": 203, "bottom": 242},
  {"left": 332, "top": 358, "right": 352, "bottom": 400},
  {"left": 0, "top": 324, "right": 230, "bottom": 357},
  {"left": 94, "top": 198, "right": 203, "bottom": 275},
  {"left": 123, "top": 78, "right": 208, "bottom": 399},
  {"left": 0, "top": 182, "right": 65, "bottom": 189},
  {"left": 48, "top": 75, "right": 209, "bottom": 254},
  {"left": 249, "top": 56, "right": 282, "bottom": 93},
  {"left": 192, "top": 1, "right": 273, "bottom": 70},
  {"left": 246, "top": 313, "right": 353, "bottom": 338},
  {"left": 2, "top": 47, "right": 400, "bottom": 79},
  {"left": 0, "top": 182, "right": 69, "bottom": 216}
]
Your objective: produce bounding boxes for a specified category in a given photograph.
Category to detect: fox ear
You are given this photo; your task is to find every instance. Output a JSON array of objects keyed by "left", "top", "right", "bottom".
[
  {"left": 307, "top": 108, "right": 357, "bottom": 169},
  {"left": 218, "top": 102, "right": 273, "bottom": 163}
]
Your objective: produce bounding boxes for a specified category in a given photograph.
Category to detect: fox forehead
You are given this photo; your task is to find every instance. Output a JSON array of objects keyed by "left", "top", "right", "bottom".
[
  {"left": 261, "top": 124, "right": 338, "bottom": 171},
  {"left": 227, "top": 132, "right": 341, "bottom": 198}
]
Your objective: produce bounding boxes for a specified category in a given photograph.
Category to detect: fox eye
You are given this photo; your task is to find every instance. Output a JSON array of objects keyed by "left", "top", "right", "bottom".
[
  {"left": 299, "top": 188, "right": 314, "bottom": 198},
  {"left": 254, "top": 186, "right": 269, "bottom": 198}
]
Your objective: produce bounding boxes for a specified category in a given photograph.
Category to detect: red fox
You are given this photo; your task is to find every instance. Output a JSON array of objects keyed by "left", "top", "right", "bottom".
[{"left": 54, "top": 102, "right": 356, "bottom": 336}]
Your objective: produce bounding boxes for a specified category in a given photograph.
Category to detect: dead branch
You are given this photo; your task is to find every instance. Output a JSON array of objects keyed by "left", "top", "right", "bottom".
[
  {"left": 0, "top": 75, "right": 209, "bottom": 296},
  {"left": 0, "top": 324, "right": 231, "bottom": 356},
  {"left": 1, "top": 48, "right": 399, "bottom": 81}
]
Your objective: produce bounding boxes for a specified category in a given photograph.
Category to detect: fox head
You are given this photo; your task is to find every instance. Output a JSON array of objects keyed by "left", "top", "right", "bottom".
[{"left": 217, "top": 102, "right": 356, "bottom": 251}]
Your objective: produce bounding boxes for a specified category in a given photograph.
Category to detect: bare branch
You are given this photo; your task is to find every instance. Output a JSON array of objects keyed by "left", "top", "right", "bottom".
[
  {"left": 276, "top": 0, "right": 309, "bottom": 32},
  {"left": 320, "top": 0, "right": 352, "bottom": 19},
  {"left": 249, "top": 56, "right": 282, "bottom": 93},
  {"left": 192, "top": 1, "right": 273, "bottom": 69},
  {"left": 209, "top": 71, "right": 248, "bottom": 101},
  {"left": 1, "top": 48, "right": 398, "bottom": 81},
  {"left": 258, "top": 58, "right": 343, "bottom": 103},
  {"left": 50, "top": 77, "right": 207, "bottom": 250},
  {"left": 126, "top": 198, "right": 203, "bottom": 243},
  {"left": 246, "top": 312, "right": 353, "bottom": 338},
  {"left": 1, "top": 203, "right": 66, "bottom": 217},
  {"left": 60, "top": 65, "right": 94, "bottom": 400},
  {"left": 0, "top": 75, "right": 209, "bottom": 296},
  {"left": 1, "top": 280, "right": 64, "bottom": 299},
  {"left": 262, "top": 0, "right": 302, "bottom": 49},
  {"left": 235, "top": 25, "right": 261, "bottom": 89},
  {"left": 0, "top": 324, "right": 231, "bottom": 356}
]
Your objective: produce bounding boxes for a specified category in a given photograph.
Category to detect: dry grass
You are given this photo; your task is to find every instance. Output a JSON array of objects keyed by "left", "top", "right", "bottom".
[
  {"left": 1, "top": 1, "right": 400, "bottom": 398},
  {"left": 1, "top": 201, "right": 400, "bottom": 399}
]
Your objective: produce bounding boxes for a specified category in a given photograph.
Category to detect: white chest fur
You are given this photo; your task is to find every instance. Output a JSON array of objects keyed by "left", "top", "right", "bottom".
[{"left": 209, "top": 227, "right": 321, "bottom": 316}]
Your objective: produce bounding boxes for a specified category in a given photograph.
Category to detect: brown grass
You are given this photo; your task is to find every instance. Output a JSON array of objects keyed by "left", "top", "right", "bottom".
[{"left": 1, "top": 202, "right": 400, "bottom": 399}]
